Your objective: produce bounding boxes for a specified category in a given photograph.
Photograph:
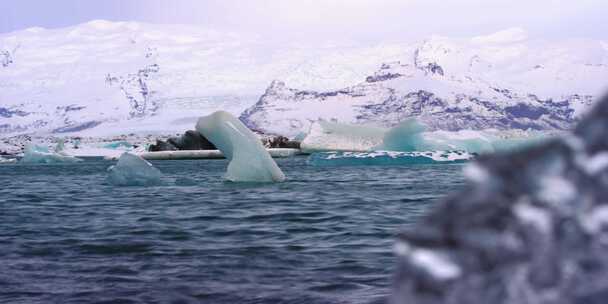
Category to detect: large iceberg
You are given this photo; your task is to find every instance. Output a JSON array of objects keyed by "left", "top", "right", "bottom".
[
  {"left": 107, "top": 153, "right": 162, "bottom": 186},
  {"left": 301, "top": 119, "right": 549, "bottom": 154},
  {"left": 300, "top": 121, "right": 386, "bottom": 152},
  {"left": 0, "top": 156, "right": 17, "bottom": 164},
  {"left": 20, "top": 144, "right": 83, "bottom": 164},
  {"left": 196, "top": 111, "right": 286, "bottom": 182}
]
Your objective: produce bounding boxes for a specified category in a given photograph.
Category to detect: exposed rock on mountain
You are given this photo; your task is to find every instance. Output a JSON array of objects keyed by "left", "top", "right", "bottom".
[
  {"left": 392, "top": 94, "right": 608, "bottom": 304},
  {"left": 241, "top": 34, "right": 606, "bottom": 138}
]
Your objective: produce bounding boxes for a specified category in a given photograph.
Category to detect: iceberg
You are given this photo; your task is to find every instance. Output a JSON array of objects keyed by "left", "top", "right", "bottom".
[
  {"left": 301, "top": 119, "right": 549, "bottom": 154},
  {"left": 107, "top": 153, "right": 162, "bottom": 186},
  {"left": 196, "top": 111, "right": 286, "bottom": 182},
  {"left": 20, "top": 144, "right": 83, "bottom": 164},
  {"left": 301, "top": 121, "right": 386, "bottom": 153},
  {"left": 308, "top": 150, "right": 473, "bottom": 166}
]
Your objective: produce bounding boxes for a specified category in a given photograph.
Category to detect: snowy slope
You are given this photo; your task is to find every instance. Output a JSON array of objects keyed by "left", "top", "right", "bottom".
[
  {"left": 241, "top": 29, "right": 608, "bottom": 137},
  {"left": 0, "top": 20, "right": 409, "bottom": 137}
]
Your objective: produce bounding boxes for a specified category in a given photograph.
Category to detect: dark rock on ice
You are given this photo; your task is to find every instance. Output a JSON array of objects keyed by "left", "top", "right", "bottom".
[
  {"left": 168, "top": 130, "right": 217, "bottom": 150},
  {"left": 148, "top": 139, "right": 178, "bottom": 152},
  {"left": 148, "top": 130, "right": 216, "bottom": 152},
  {"left": 393, "top": 94, "right": 608, "bottom": 304}
]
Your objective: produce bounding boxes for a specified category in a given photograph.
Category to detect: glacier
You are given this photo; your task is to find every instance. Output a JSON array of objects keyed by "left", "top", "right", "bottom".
[
  {"left": 2, "top": 22, "right": 607, "bottom": 138},
  {"left": 107, "top": 152, "right": 162, "bottom": 186},
  {"left": 308, "top": 151, "right": 472, "bottom": 166},
  {"left": 301, "top": 119, "right": 549, "bottom": 154},
  {"left": 20, "top": 144, "right": 83, "bottom": 164},
  {"left": 195, "top": 111, "right": 285, "bottom": 182}
]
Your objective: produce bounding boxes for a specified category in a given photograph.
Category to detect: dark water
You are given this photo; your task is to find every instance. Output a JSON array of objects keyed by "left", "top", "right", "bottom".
[{"left": 0, "top": 157, "right": 466, "bottom": 304}]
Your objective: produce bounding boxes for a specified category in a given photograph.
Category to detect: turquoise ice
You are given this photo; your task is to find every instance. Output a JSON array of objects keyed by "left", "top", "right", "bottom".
[
  {"left": 107, "top": 153, "right": 162, "bottom": 186},
  {"left": 196, "top": 111, "right": 286, "bottom": 182}
]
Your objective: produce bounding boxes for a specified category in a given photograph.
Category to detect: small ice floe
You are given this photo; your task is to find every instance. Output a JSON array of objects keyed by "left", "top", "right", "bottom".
[
  {"left": 196, "top": 111, "right": 285, "bottom": 182},
  {"left": 0, "top": 156, "right": 17, "bottom": 164},
  {"left": 20, "top": 144, "right": 83, "bottom": 164},
  {"left": 107, "top": 153, "right": 162, "bottom": 186},
  {"left": 307, "top": 150, "right": 472, "bottom": 166},
  {"left": 582, "top": 152, "right": 608, "bottom": 176}
]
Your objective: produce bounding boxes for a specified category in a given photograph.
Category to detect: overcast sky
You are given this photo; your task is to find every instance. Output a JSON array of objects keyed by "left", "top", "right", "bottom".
[{"left": 2, "top": 0, "right": 607, "bottom": 43}]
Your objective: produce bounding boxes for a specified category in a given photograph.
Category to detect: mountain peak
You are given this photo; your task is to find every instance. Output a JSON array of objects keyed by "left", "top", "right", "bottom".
[{"left": 471, "top": 27, "right": 529, "bottom": 45}]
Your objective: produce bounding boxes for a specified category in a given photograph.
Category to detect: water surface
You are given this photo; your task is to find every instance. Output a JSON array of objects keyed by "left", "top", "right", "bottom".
[{"left": 0, "top": 157, "right": 466, "bottom": 303}]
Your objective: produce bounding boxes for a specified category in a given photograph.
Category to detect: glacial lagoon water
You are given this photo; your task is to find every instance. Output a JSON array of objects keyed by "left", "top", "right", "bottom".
[{"left": 0, "top": 156, "right": 466, "bottom": 304}]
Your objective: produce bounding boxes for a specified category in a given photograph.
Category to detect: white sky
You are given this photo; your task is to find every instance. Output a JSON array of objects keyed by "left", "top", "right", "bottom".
[{"left": 2, "top": 0, "right": 607, "bottom": 43}]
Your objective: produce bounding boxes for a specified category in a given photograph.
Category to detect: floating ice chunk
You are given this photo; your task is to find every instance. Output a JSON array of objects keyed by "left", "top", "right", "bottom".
[
  {"left": 20, "top": 144, "right": 83, "bottom": 164},
  {"left": 300, "top": 119, "right": 547, "bottom": 154},
  {"left": 196, "top": 111, "right": 285, "bottom": 182},
  {"left": 463, "top": 163, "right": 490, "bottom": 184},
  {"left": 308, "top": 150, "right": 472, "bottom": 166},
  {"left": 301, "top": 121, "right": 386, "bottom": 153},
  {"left": 107, "top": 153, "right": 162, "bottom": 186},
  {"left": 0, "top": 156, "right": 17, "bottom": 164}
]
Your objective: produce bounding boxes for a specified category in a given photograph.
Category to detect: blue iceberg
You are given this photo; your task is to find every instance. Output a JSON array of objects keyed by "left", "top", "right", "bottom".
[{"left": 107, "top": 153, "right": 162, "bottom": 186}]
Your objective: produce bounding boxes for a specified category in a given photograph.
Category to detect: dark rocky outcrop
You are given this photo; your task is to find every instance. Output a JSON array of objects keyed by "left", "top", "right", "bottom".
[
  {"left": 262, "top": 136, "right": 301, "bottom": 149},
  {"left": 149, "top": 130, "right": 216, "bottom": 152},
  {"left": 393, "top": 94, "right": 608, "bottom": 304},
  {"left": 148, "top": 130, "right": 300, "bottom": 152},
  {"left": 168, "top": 130, "right": 217, "bottom": 150}
]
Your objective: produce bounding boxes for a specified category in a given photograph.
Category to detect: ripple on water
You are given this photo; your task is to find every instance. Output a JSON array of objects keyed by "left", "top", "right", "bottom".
[{"left": 0, "top": 157, "right": 465, "bottom": 304}]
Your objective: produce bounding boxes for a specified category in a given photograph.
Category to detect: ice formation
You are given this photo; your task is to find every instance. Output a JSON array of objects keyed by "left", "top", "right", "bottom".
[
  {"left": 0, "top": 156, "right": 17, "bottom": 164},
  {"left": 300, "top": 121, "right": 386, "bottom": 153},
  {"left": 195, "top": 111, "right": 286, "bottom": 182},
  {"left": 107, "top": 153, "right": 162, "bottom": 186},
  {"left": 300, "top": 119, "right": 548, "bottom": 154},
  {"left": 393, "top": 94, "right": 608, "bottom": 304},
  {"left": 20, "top": 144, "right": 83, "bottom": 164},
  {"left": 307, "top": 151, "right": 472, "bottom": 166}
]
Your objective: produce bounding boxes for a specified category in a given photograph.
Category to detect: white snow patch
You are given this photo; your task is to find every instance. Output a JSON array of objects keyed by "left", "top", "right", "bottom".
[
  {"left": 583, "top": 152, "right": 608, "bottom": 175},
  {"left": 582, "top": 206, "right": 608, "bottom": 234},
  {"left": 537, "top": 176, "right": 577, "bottom": 204},
  {"left": 513, "top": 202, "right": 552, "bottom": 233},
  {"left": 410, "top": 249, "right": 462, "bottom": 280},
  {"left": 196, "top": 111, "right": 285, "bottom": 182},
  {"left": 463, "top": 163, "right": 490, "bottom": 184}
]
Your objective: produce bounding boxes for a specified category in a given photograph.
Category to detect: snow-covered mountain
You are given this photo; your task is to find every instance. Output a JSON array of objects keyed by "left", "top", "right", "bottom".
[
  {"left": 2, "top": 22, "right": 607, "bottom": 139},
  {"left": 241, "top": 29, "right": 608, "bottom": 137},
  {"left": 0, "top": 20, "right": 408, "bottom": 137}
]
